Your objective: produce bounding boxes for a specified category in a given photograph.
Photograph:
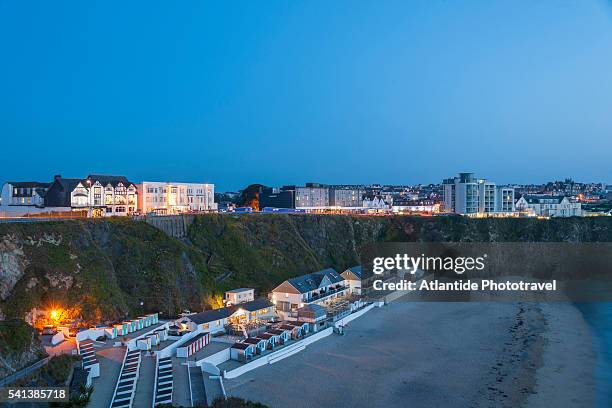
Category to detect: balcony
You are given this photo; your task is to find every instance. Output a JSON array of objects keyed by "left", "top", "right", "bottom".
[{"left": 304, "top": 286, "right": 347, "bottom": 303}]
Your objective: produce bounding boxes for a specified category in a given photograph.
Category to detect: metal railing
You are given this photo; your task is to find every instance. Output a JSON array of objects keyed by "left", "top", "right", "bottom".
[{"left": 0, "top": 356, "right": 51, "bottom": 386}]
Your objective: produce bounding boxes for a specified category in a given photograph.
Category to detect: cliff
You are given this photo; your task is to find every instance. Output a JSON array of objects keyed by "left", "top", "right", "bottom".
[{"left": 1, "top": 215, "right": 612, "bottom": 323}]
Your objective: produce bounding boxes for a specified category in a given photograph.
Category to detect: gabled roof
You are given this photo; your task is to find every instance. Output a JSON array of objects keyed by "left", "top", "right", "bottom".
[
  {"left": 44, "top": 178, "right": 83, "bottom": 207},
  {"left": 243, "top": 337, "right": 266, "bottom": 345},
  {"left": 285, "top": 268, "right": 344, "bottom": 294},
  {"left": 229, "top": 298, "right": 273, "bottom": 313},
  {"left": 7, "top": 181, "right": 50, "bottom": 189},
  {"left": 183, "top": 298, "right": 272, "bottom": 325},
  {"left": 267, "top": 328, "right": 290, "bottom": 335},
  {"left": 231, "top": 342, "right": 254, "bottom": 350},
  {"left": 185, "top": 308, "right": 232, "bottom": 325},
  {"left": 297, "top": 303, "right": 327, "bottom": 319},
  {"left": 521, "top": 195, "right": 567, "bottom": 204},
  {"left": 343, "top": 266, "right": 362, "bottom": 279},
  {"left": 86, "top": 175, "right": 136, "bottom": 188}
]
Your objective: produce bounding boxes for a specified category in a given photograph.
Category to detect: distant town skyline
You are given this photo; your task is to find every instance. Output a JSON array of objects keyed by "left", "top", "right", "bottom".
[{"left": 2, "top": 1, "right": 612, "bottom": 191}]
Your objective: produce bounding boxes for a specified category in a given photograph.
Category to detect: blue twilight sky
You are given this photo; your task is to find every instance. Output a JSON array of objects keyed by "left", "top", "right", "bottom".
[{"left": 1, "top": 1, "right": 612, "bottom": 191}]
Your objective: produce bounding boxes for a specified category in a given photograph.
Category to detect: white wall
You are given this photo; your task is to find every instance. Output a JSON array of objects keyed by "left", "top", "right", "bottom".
[
  {"left": 335, "top": 303, "right": 375, "bottom": 327},
  {"left": 196, "top": 347, "right": 231, "bottom": 366},
  {"left": 223, "top": 327, "right": 333, "bottom": 379}
]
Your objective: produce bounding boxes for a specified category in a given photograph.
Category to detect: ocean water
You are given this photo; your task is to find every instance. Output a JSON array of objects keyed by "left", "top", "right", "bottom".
[{"left": 575, "top": 302, "right": 612, "bottom": 408}]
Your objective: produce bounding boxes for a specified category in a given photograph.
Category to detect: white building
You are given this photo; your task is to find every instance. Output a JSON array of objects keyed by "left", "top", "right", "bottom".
[
  {"left": 176, "top": 298, "right": 275, "bottom": 334},
  {"left": 224, "top": 288, "right": 255, "bottom": 306},
  {"left": 442, "top": 173, "right": 515, "bottom": 216},
  {"left": 341, "top": 266, "right": 362, "bottom": 295},
  {"left": 515, "top": 195, "right": 582, "bottom": 217},
  {"left": 362, "top": 195, "right": 391, "bottom": 210},
  {"left": 137, "top": 181, "right": 216, "bottom": 215},
  {"left": 270, "top": 268, "right": 349, "bottom": 319},
  {"left": 0, "top": 181, "right": 50, "bottom": 216},
  {"left": 391, "top": 198, "right": 440, "bottom": 214}
]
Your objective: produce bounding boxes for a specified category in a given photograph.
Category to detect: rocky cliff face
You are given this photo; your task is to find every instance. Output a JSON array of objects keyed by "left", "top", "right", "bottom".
[
  {"left": 0, "top": 319, "right": 46, "bottom": 379},
  {"left": 1, "top": 215, "right": 611, "bottom": 323}
]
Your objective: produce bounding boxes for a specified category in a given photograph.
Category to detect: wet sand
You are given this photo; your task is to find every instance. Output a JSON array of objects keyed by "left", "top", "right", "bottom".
[{"left": 225, "top": 301, "right": 595, "bottom": 408}]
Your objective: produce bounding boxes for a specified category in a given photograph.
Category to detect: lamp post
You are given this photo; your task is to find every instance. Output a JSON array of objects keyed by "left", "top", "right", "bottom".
[{"left": 86, "top": 179, "right": 92, "bottom": 218}]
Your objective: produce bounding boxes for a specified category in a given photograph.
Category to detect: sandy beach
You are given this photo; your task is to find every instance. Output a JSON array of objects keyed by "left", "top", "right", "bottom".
[{"left": 225, "top": 301, "right": 596, "bottom": 408}]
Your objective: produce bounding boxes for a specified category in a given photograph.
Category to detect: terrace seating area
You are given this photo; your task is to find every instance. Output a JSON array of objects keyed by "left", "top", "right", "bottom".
[
  {"left": 153, "top": 356, "right": 173, "bottom": 406},
  {"left": 226, "top": 318, "right": 274, "bottom": 338},
  {"left": 110, "top": 349, "right": 141, "bottom": 408},
  {"left": 306, "top": 285, "right": 347, "bottom": 302}
]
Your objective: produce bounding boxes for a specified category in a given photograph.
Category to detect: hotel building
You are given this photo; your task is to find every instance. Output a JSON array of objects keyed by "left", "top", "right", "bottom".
[
  {"left": 270, "top": 268, "right": 349, "bottom": 319},
  {"left": 515, "top": 195, "right": 582, "bottom": 217},
  {"left": 137, "top": 181, "right": 216, "bottom": 215},
  {"left": 44, "top": 174, "right": 138, "bottom": 217}
]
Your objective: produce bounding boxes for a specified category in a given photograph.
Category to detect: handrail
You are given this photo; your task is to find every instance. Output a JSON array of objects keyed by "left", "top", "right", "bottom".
[{"left": 0, "top": 356, "right": 51, "bottom": 387}]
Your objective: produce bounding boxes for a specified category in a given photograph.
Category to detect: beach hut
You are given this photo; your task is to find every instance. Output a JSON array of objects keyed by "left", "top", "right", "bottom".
[
  {"left": 155, "top": 328, "right": 168, "bottom": 341},
  {"left": 267, "top": 328, "right": 291, "bottom": 344},
  {"left": 148, "top": 313, "right": 159, "bottom": 325},
  {"left": 176, "top": 333, "right": 210, "bottom": 358},
  {"left": 104, "top": 326, "right": 118, "bottom": 339},
  {"left": 123, "top": 320, "right": 135, "bottom": 333},
  {"left": 230, "top": 342, "right": 255, "bottom": 362},
  {"left": 114, "top": 323, "right": 126, "bottom": 336},
  {"left": 280, "top": 323, "right": 303, "bottom": 339},
  {"left": 137, "top": 336, "right": 152, "bottom": 351},
  {"left": 242, "top": 337, "right": 267, "bottom": 354},
  {"left": 297, "top": 321, "right": 310, "bottom": 334},
  {"left": 122, "top": 322, "right": 131, "bottom": 335},
  {"left": 258, "top": 332, "right": 278, "bottom": 350},
  {"left": 147, "top": 333, "right": 160, "bottom": 346},
  {"left": 139, "top": 316, "right": 148, "bottom": 328}
]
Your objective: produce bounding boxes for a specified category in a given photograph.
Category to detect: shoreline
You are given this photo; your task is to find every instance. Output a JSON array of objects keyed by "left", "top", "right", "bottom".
[{"left": 526, "top": 302, "right": 596, "bottom": 407}]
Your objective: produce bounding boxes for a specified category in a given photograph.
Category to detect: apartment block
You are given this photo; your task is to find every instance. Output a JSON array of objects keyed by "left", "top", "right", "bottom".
[{"left": 442, "top": 173, "right": 515, "bottom": 215}]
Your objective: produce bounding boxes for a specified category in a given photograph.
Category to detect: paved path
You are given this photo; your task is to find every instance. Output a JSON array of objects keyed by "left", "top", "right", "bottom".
[
  {"left": 88, "top": 346, "right": 125, "bottom": 408},
  {"left": 189, "top": 365, "right": 207, "bottom": 406},
  {"left": 133, "top": 351, "right": 155, "bottom": 408},
  {"left": 203, "top": 374, "right": 224, "bottom": 406},
  {"left": 172, "top": 359, "right": 191, "bottom": 407}
]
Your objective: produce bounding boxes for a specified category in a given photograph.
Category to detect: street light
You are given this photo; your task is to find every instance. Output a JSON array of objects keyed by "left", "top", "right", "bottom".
[{"left": 86, "top": 179, "right": 92, "bottom": 218}]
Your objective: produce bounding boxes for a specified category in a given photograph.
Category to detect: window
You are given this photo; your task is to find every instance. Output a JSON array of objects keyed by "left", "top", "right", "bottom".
[{"left": 203, "top": 323, "right": 209, "bottom": 329}]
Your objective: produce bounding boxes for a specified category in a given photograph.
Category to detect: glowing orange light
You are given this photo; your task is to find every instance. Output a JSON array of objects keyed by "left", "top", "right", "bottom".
[{"left": 50, "top": 309, "right": 58, "bottom": 320}]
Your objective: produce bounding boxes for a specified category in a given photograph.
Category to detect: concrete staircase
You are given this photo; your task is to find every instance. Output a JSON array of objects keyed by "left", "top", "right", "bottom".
[
  {"left": 109, "top": 349, "right": 141, "bottom": 408},
  {"left": 153, "top": 356, "right": 173, "bottom": 406}
]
